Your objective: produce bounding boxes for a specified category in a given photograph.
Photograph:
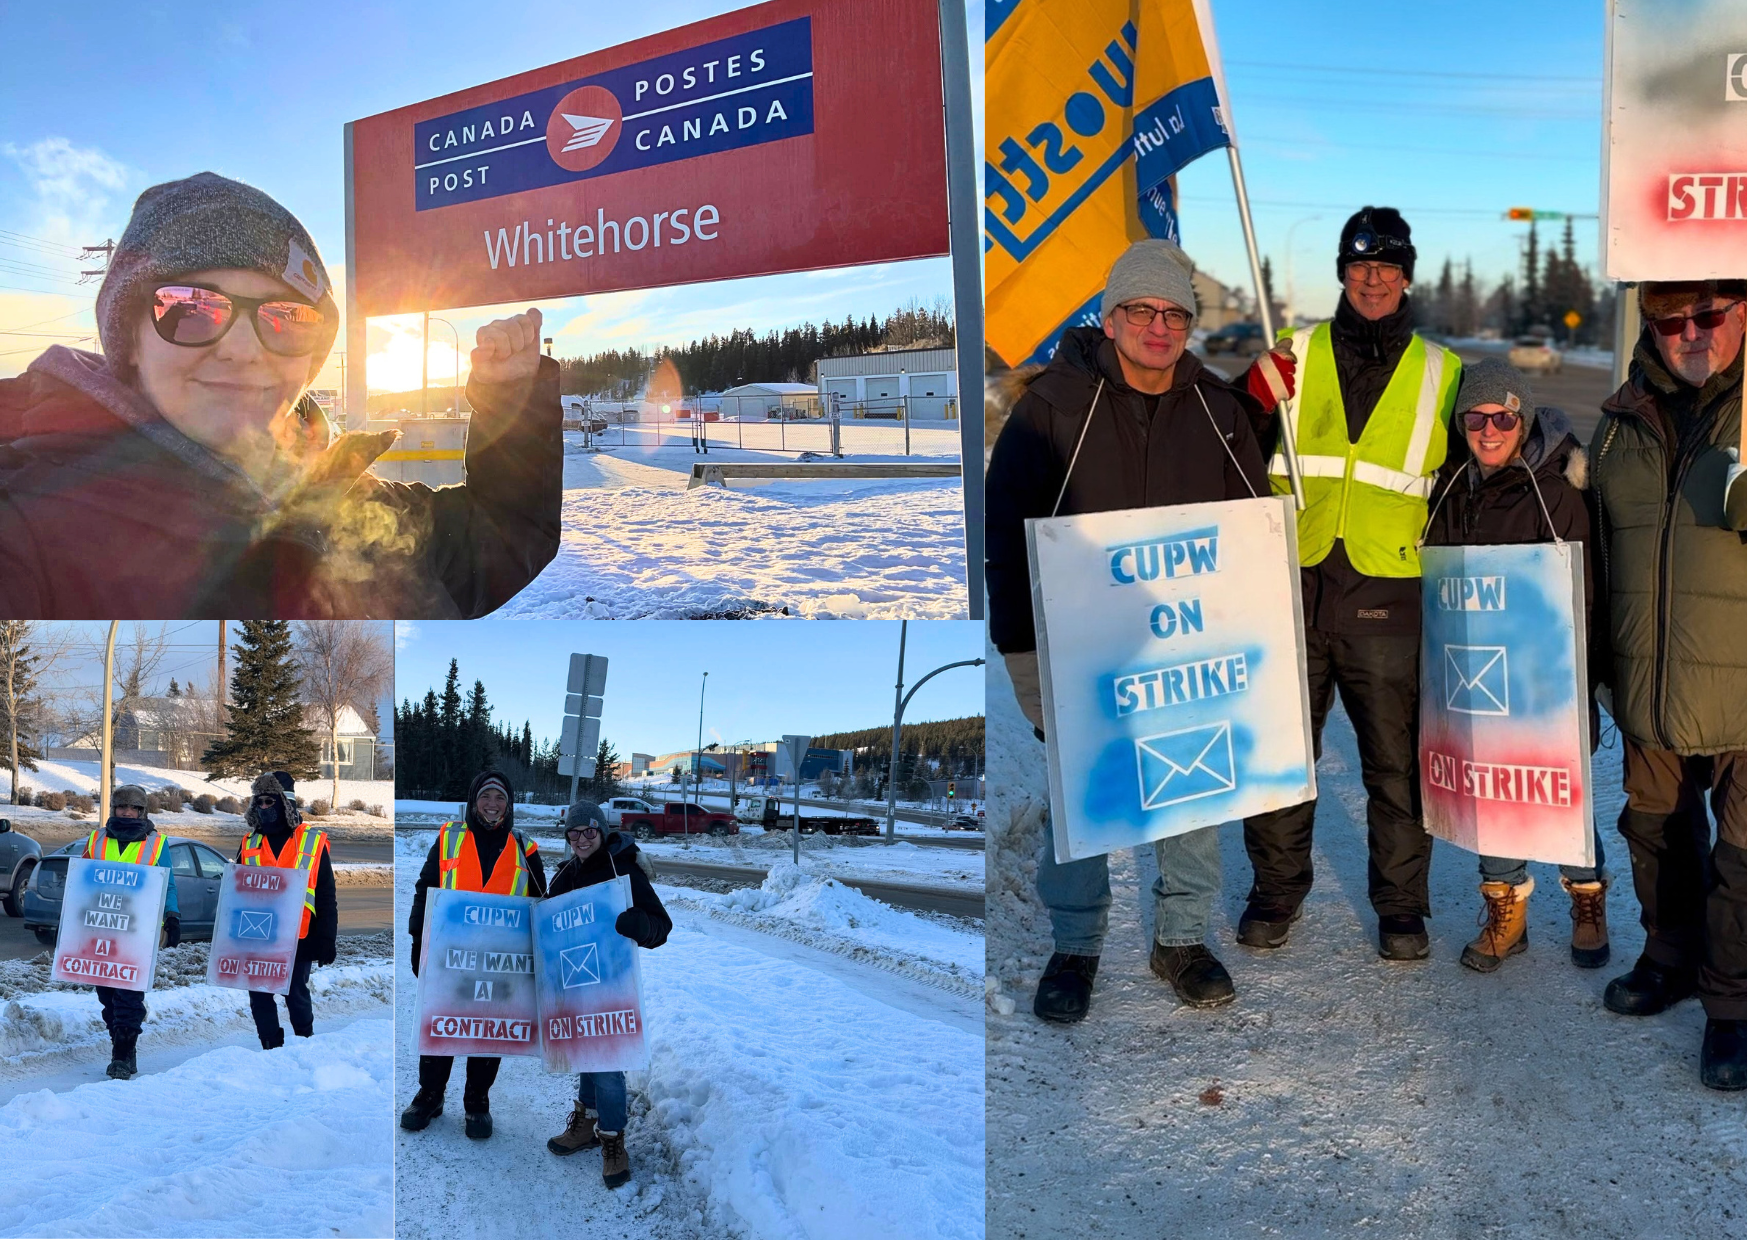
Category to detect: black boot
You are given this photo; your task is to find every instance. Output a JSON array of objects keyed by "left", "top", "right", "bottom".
[
  {"left": 1032, "top": 953, "right": 1098, "bottom": 1023},
  {"left": 106, "top": 1036, "right": 138, "bottom": 1080},
  {"left": 464, "top": 1092, "right": 493, "bottom": 1139},
  {"left": 1149, "top": 943, "right": 1236, "bottom": 1008},
  {"left": 1701, "top": 1020, "right": 1746, "bottom": 1091},
  {"left": 1378, "top": 914, "right": 1430, "bottom": 961},
  {"left": 1236, "top": 901, "right": 1299, "bottom": 949},
  {"left": 259, "top": 1027, "right": 286, "bottom": 1051},
  {"left": 400, "top": 1089, "right": 444, "bottom": 1131},
  {"left": 1603, "top": 955, "right": 1697, "bottom": 1016}
]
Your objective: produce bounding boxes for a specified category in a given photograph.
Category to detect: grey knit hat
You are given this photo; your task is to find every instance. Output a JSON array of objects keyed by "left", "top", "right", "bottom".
[
  {"left": 110, "top": 784, "right": 150, "bottom": 811},
  {"left": 1455, "top": 357, "right": 1535, "bottom": 431},
  {"left": 563, "top": 801, "right": 607, "bottom": 831},
  {"left": 96, "top": 172, "right": 339, "bottom": 384},
  {"left": 1100, "top": 239, "right": 1198, "bottom": 325}
]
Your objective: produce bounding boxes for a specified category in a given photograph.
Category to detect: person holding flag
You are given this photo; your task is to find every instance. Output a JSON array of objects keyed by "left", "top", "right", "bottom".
[
  {"left": 1238, "top": 208, "right": 1462, "bottom": 962},
  {"left": 82, "top": 784, "right": 180, "bottom": 1080},
  {"left": 400, "top": 769, "right": 545, "bottom": 1136},
  {"left": 235, "top": 771, "right": 337, "bottom": 1049}
]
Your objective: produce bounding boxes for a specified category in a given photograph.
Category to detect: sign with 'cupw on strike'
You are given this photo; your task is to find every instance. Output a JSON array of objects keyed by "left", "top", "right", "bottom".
[{"left": 346, "top": 0, "right": 950, "bottom": 317}]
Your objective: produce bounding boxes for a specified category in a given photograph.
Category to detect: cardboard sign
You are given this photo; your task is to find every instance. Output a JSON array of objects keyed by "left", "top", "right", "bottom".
[
  {"left": 533, "top": 877, "right": 650, "bottom": 1073},
  {"left": 50, "top": 858, "right": 169, "bottom": 993},
  {"left": 205, "top": 863, "right": 309, "bottom": 996},
  {"left": 346, "top": 0, "right": 949, "bottom": 317},
  {"left": 1419, "top": 544, "right": 1595, "bottom": 868},
  {"left": 1027, "top": 495, "right": 1317, "bottom": 862},
  {"left": 415, "top": 888, "right": 541, "bottom": 1058}
]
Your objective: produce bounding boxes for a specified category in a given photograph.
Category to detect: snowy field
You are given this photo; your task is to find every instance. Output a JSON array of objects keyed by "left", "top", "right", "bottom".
[
  {"left": 393, "top": 840, "right": 984, "bottom": 1238},
  {"left": 3, "top": 763, "right": 392, "bottom": 816},
  {"left": 490, "top": 426, "right": 968, "bottom": 619},
  {"left": 984, "top": 638, "right": 1744, "bottom": 1239}
]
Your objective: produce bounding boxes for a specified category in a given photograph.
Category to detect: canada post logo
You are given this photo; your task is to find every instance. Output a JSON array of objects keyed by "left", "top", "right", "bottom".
[{"left": 414, "top": 17, "right": 814, "bottom": 210}]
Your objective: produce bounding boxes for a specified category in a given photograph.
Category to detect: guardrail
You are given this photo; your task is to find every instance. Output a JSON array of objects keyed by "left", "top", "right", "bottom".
[{"left": 688, "top": 461, "right": 961, "bottom": 490}]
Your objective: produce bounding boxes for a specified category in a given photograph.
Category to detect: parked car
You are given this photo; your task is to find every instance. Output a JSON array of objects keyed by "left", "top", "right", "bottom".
[
  {"left": 945, "top": 814, "right": 982, "bottom": 831},
  {"left": 619, "top": 801, "right": 738, "bottom": 840},
  {"left": 1507, "top": 336, "right": 1564, "bottom": 373},
  {"left": 1203, "top": 321, "right": 1268, "bottom": 357},
  {"left": 0, "top": 818, "right": 44, "bottom": 918},
  {"left": 21, "top": 835, "right": 228, "bottom": 945},
  {"left": 599, "top": 796, "right": 659, "bottom": 827}
]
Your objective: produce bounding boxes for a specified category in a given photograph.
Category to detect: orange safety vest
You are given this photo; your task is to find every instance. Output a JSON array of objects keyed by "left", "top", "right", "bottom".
[
  {"left": 436, "top": 822, "right": 537, "bottom": 896},
  {"left": 83, "top": 828, "right": 166, "bottom": 866},
  {"left": 239, "top": 824, "right": 329, "bottom": 939}
]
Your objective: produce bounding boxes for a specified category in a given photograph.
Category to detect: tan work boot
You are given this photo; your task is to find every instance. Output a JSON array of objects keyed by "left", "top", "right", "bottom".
[
  {"left": 1460, "top": 878, "right": 1534, "bottom": 972},
  {"left": 1561, "top": 876, "right": 1611, "bottom": 969},
  {"left": 546, "top": 1106, "right": 599, "bottom": 1156},
  {"left": 600, "top": 1129, "right": 631, "bottom": 1188}
]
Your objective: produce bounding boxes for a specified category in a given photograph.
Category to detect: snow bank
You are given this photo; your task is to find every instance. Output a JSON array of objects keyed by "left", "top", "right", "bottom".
[
  {"left": 0, "top": 1018, "right": 393, "bottom": 1238},
  {"left": 0, "top": 762, "right": 391, "bottom": 814}
]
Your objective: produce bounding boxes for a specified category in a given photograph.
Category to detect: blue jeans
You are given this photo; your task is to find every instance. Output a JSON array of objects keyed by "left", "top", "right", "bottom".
[
  {"left": 1479, "top": 824, "right": 1608, "bottom": 887},
  {"left": 1036, "top": 821, "right": 1223, "bottom": 955},
  {"left": 577, "top": 1070, "right": 628, "bottom": 1132}
]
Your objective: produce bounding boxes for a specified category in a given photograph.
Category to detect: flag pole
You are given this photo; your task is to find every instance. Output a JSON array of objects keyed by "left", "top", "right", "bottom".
[{"left": 1225, "top": 145, "right": 1305, "bottom": 510}]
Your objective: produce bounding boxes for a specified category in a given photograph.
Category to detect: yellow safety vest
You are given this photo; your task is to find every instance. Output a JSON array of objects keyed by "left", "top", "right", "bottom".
[
  {"left": 83, "top": 829, "right": 166, "bottom": 865},
  {"left": 1268, "top": 322, "right": 1460, "bottom": 577}
]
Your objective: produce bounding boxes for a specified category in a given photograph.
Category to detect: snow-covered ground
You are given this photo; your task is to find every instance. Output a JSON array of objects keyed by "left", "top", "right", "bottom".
[
  {"left": 394, "top": 838, "right": 983, "bottom": 1238},
  {"left": 0, "top": 1019, "right": 393, "bottom": 1238},
  {"left": 984, "top": 636, "right": 1744, "bottom": 1238},
  {"left": 2, "top": 761, "right": 392, "bottom": 812},
  {"left": 490, "top": 426, "right": 968, "bottom": 619}
]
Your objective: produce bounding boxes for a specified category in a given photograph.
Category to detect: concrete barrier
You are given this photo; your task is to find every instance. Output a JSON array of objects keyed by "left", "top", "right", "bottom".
[{"left": 687, "top": 461, "right": 961, "bottom": 490}]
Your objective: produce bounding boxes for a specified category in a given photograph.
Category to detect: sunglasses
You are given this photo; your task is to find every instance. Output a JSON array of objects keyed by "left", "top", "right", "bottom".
[
  {"left": 149, "top": 284, "right": 328, "bottom": 357},
  {"left": 1648, "top": 303, "right": 1740, "bottom": 337},
  {"left": 1117, "top": 303, "right": 1193, "bottom": 330},
  {"left": 1462, "top": 410, "right": 1522, "bottom": 432}
]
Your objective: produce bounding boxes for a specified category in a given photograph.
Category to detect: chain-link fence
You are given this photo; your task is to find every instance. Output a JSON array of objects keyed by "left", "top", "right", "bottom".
[{"left": 569, "top": 398, "right": 962, "bottom": 458}]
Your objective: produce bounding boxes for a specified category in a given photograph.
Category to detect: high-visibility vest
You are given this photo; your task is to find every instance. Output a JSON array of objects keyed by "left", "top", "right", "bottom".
[
  {"left": 436, "top": 822, "right": 537, "bottom": 896},
  {"left": 240, "top": 824, "right": 328, "bottom": 939},
  {"left": 1268, "top": 322, "right": 1460, "bottom": 577},
  {"left": 83, "top": 828, "right": 166, "bottom": 866}
]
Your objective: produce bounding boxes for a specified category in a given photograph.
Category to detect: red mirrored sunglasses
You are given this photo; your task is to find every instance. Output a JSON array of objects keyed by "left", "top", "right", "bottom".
[
  {"left": 1648, "top": 303, "right": 1740, "bottom": 337},
  {"left": 149, "top": 284, "right": 328, "bottom": 356}
]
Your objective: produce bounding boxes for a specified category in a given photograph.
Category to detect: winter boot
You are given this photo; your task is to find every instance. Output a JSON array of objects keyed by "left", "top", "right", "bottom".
[
  {"left": 1032, "top": 953, "right": 1098, "bottom": 1023},
  {"left": 1235, "top": 901, "right": 1300, "bottom": 950},
  {"left": 106, "top": 1035, "right": 138, "bottom": 1080},
  {"left": 259, "top": 1027, "right": 286, "bottom": 1051},
  {"left": 1460, "top": 879, "right": 1533, "bottom": 972},
  {"left": 1149, "top": 943, "right": 1236, "bottom": 1008},
  {"left": 547, "top": 1106, "right": 601, "bottom": 1155},
  {"left": 399, "top": 1089, "right": 444, "bottom": 1131},
  {"left": 1560, "top": 877, "right": 1610, "bottom": 968},
  {"left": 599, "top": 1129, "right": 631, "bottom": 1188},
  {"left": 1378, "top": 914, "right": 1431, "bottom": 961},
  {"left": 464, "top": 1107, "right": 493, "bottom": 1139},
  {"left": 1701, "top": 1019, "right": 1747, "bottom": 1091},
  {"left": 1603, "top": 954, "right": 1697, "bottom": 1016}
]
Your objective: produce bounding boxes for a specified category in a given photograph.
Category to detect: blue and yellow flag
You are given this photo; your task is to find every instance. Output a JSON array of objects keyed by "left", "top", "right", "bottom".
[{"left": 985, "top": 0, "right": 1236, "bottom": 366}]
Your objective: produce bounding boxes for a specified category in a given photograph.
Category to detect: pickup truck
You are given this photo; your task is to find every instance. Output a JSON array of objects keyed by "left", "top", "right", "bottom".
[
  {"left": 737, "top": 796, "right": 879, "bottom": 836},
  {"left": 619, "top": 801, "right": 737, "bottom": 839},
  {"left": 599, "top": 796, "right": 659, "bottom": 827},
  {"left": 0, "top": 818, "right": 44, "bottom": 918}
]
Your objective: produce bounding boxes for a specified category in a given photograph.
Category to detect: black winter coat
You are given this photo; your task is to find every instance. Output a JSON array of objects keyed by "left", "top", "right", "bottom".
[
  {"left": 233, "top": 820, "right": 340, "bottom": 963},
  {"left": 408, "top": 771, "right": 547, "bottom": 973},
  {"left": 986, "top": 327, "right": 1269, "bottom": 653},
  {"left": 546, "top": 831, "right": 672, "bottom": 950}
]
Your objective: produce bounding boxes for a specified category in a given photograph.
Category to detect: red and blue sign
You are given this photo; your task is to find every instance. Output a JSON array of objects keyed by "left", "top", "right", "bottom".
[
  {"left": 51, "top": 859, "right": 169, "bottom": 994},
  {"left": 533, "top": 877, "right": 649, "bottom": 1073}
]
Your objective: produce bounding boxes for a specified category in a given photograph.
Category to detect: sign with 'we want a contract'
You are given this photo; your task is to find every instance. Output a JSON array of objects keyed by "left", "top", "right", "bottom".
[
  {"left": 1027, "top": 496, "right": 1317, "bottom": 862},
  {"left": 415, "top": 889, "right": 541, "bottom": 1058}
]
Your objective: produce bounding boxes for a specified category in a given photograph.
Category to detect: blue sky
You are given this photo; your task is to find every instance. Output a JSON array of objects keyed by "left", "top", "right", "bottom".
[
  {"left": 0, "top": 1, "right": 976, "bottom": 389},
  {"left": 392, "top": 620, "right": 985, "bottom": 755}
]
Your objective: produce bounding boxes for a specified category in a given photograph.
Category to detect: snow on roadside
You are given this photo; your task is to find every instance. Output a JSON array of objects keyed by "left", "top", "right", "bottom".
[
  {"left": 0, "top": 1018, "right": 393, "bottom": 1238},
  {"left": 0, "top": 762, "right": 392, "bottom": 813}
]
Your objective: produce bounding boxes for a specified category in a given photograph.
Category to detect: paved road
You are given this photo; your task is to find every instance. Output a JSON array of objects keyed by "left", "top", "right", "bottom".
[
  {"left": 647, "top": 858, "right": 985, "bottom": 920},
  {"left": 1448, "top": 349, "right": 1617, "bottom": 446}
]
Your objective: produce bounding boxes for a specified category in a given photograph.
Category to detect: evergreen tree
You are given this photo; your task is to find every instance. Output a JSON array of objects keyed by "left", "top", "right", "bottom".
[
  {"left": 0, "top": 622, "right": 46, "bottom": 804},
  {"left": 438, "top": 660, "right": 463, "bottom": 797},
  {"left": 203, "top": 621, "right": 319, "bottom": 781},
  {"left": 1519, "top": 221, "right": 1541, "bottom": 333},
  {"left": 585, "top": 737, "right": 621, "bottom": 801}
]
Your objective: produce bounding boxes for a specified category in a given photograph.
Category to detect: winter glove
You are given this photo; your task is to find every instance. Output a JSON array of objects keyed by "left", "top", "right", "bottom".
[
  {"left": 409, "top": 931, "right": 422, "bottom": 977},
  {"left": 615, "top": 908, "right": 652, "bottom": 945},
  {"left": 162, "top": 915, "right": 181, "bottom": 948},
  {"left": 1242, "top": 343, "right": 1297, "bottom": 408},
  {"left": 316, "top": 941, "right": 338, "bottom": 967}
]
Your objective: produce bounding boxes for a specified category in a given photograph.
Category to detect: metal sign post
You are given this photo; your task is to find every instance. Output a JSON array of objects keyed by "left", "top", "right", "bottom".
[
  {"left": 560, "top": 654, "right": 608, "bottom": 805},
  {"left": 937, "top": 0, "right": 982, "bottom": 618},
  {"left": 781, "top": 733, "right": 812, "bottom": 866}
]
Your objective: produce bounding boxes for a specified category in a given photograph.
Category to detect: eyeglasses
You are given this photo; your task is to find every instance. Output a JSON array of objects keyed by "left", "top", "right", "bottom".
[
  {"left": 254, "top": 796, "right": 279, "bottom": 807},
  {"left": 1648, "top": 303, "right": 1740, "bottom": 337},
  {"left": 1346, "top": 262, "right": 1405, "bottom": 285},
  {"left": 1117, "top": 303, "right": 1193, "bottom": 330},
  {"left": 149, "top": 284, "right": 328, "bottom": 357},
  {"left": 1461, "top": 410, "right": 1522, "bottom": 432},
  {"left": 565, "top": 825, "right": 602, "bottom": 839}
]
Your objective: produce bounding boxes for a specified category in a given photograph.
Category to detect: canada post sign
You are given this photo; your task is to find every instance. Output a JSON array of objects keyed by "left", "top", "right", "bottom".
[
  {"left": 1027, "top": 496, "right": 1317, "bottom": 863},
  {"left": 414, "top": 19, "right": 813, "bottom": 211},
  {"left": 349, "top": 0, "right": 950, "bottom": 316}
]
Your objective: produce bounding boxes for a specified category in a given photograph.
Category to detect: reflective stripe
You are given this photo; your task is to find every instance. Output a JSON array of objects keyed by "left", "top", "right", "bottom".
[
  {"left": 1401, "top": 344, "right": 1447, "bottom": 476},
  {"left": 1270, "top": 452, "right": 1348, "bottom": 479},
  {"left": 1351, "top": 459, "right": 1436, "bottom": 499}
]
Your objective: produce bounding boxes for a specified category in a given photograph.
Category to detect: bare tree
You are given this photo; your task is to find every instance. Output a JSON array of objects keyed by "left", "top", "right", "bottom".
[{"left": 295, "top": 621, "right": 393, "bottom": 810}]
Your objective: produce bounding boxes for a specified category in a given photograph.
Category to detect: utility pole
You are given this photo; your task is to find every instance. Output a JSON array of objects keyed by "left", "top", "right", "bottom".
[
  {"left": 78, "top": 239, "right": 114, "bottom": 284},
  {"left": 693, "top": 671, "right": 708, "bottom": 806}
]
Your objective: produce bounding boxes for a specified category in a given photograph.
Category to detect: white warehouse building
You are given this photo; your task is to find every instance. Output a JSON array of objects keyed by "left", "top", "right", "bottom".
[
  {"left": 815, "top": 347, "right": 958, "bottom": 420},
  {"left": 715, "top": 382, "right": 821, "bottom": 420}
]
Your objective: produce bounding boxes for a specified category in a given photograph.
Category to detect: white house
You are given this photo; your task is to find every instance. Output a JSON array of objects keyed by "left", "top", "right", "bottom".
[{"left": 305, "top": 703, "right": 378, "bottom": 782}]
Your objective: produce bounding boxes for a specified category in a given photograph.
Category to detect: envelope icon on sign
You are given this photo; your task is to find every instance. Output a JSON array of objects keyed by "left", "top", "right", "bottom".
[
  {"left": 1136, "top": 722, "right": 1236, "bottom": 811},
  {"left": 1445, "top": 645, "right": 1510, "bottom": 716},
  {"left": 237, "top": 910, "right": 275, "bottom": 940},
  {"left": 560, "top": 944, "right": 600, "bottom": 989}
]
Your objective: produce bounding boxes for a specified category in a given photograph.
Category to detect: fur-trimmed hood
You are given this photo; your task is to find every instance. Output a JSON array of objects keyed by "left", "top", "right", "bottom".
[{"left": 243, "top": 770, "right": 301, "bottom": 833}]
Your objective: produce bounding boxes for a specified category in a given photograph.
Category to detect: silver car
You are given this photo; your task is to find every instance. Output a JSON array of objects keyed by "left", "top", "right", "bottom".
[
  {"left": 0, "top": 818, "right": 44, "bottom": 918},
  {"left": 20, "top": 835, "right": 230, "bottom": 945}
]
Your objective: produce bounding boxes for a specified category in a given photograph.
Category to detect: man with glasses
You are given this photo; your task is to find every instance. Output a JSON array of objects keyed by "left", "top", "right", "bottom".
[
  {"left": 0, "top": 171, "right": 563, "bottom": 620},
  {"left": 1238, "top": 207, "right": 1461, "bottom": 962},
  {"left": 1588, "top": 279, "right": 1746, "bottom": 1090},
  {"left": 986, "top": 238, "right": 1270, "bottom": 1022}
]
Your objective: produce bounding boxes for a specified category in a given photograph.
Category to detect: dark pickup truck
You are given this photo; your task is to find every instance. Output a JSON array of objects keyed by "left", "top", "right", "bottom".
[
  {"left": 620, "top": 802, "right": 738, "bottom": 839},
  {"left": 740, "top": 796, "right": 879, "bottom": 836}
]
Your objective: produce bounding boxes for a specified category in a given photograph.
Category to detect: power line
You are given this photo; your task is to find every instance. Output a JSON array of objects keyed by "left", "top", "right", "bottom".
[
  {"left": 1233, "top": 94, "right": 1593, "bottom": 120},
  {"left": 1241, "top": 136, "right": 1594, "bottom": 164},
  {"left": 0, "top": 306, "right": 92, "bottom": 334},
  {"left": 1227, "top": 59, "right": 1601, "bottom": 84},
  {"left": 0, "top": 283, "right": 85, "bottom": 299},
  {"left": 0, "top": 228, "right": 86, "bottom": 258}
]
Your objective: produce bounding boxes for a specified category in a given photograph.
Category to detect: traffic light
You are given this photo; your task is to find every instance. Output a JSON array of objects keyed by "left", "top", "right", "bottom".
[
  {"left": 1506, "top": 207, "right": 1534, "bottom": 221},
  {"left": 947, "top": 781, "right": 956, "bottom": 799}
]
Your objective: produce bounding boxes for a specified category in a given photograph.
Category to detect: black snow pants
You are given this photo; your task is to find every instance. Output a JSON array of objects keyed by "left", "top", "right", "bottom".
[
  {"left": 96, "top": 986, "right": 146, "bottom": 1056},
  {"left": 419, "top": 1055, "right": 501, "bottom": 1111},
  {"left": 248, "top": 942, "right": 315, "bottom": 1046},
  {"left": 1242, "top": 629, "right": 1430, "bottom": 917}
]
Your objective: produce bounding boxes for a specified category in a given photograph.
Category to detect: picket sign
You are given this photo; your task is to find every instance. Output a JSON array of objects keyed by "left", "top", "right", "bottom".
[
  {"left": 51, "top": 858, "right": 169, "bottom": 993},
  {"left": 532, "top": 876, "right": 649, "bottom": 1074},
  {"left": 206, "top": 862, "right": 308, "bottom": 996},
  {"left": 415, "top": 888, "right": 542, "bottom": 1058},
  {"left": 1027, "top": 495, "right": 1317, "bottom": 862},
  {"left": 1418, "top": 543, "right": 1595, "bottom": 868}
]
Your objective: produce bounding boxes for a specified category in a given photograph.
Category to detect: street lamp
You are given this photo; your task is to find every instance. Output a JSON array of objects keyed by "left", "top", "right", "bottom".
[
  {"left": 883, "top": 620, "right": 984, "bottom": 843},
  {"left": 693, "top": 671, "right": 708, "bottom": 806},
  {"left": 1282, "top": 215, "right": 1321, "bottom": 329},
  {"left": 430, "top": 317, "right": 462, "bottom": 414}
]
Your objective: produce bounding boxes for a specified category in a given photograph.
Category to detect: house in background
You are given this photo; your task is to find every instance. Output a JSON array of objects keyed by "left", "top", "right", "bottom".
[{"left": 306, "top": 704, "right": 378, "bottom": 782}]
